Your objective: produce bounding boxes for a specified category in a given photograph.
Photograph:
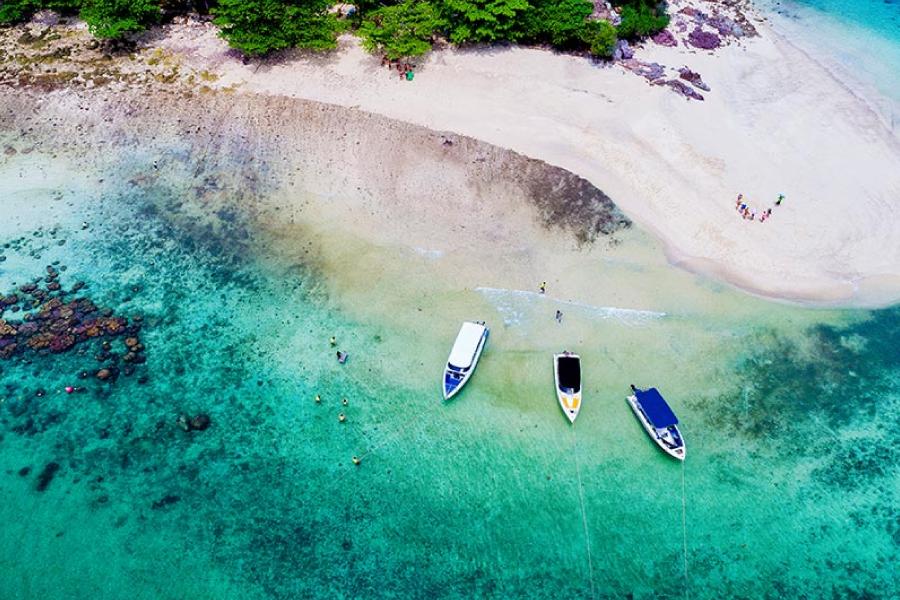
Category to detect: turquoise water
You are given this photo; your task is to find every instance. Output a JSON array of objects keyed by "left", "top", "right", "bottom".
[
  {"left": 1, "top": 100, "right": 899, "bottom": 599},
  {"left": 760, "top": 0, "right": 900, "bottom": 125}
]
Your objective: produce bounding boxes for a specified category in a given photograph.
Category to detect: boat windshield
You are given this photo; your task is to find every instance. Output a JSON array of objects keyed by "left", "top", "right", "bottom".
[
  {"left": 558, "top": 357, "right": 580, "bottom": 390},
  {"left": 448, "top": 363, "right": 470, "bottom": 373}
]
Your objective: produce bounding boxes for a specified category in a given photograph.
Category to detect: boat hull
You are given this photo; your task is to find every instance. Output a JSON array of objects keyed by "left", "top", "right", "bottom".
[
  {"left": 554, "top": 353, "right": 582, "bottom": 423},
  {"left": 627, "top": 395, "right": 686, "bottom": 460},
  {"left": 442, "top": 327, "right": 488, "bottom": 400}
]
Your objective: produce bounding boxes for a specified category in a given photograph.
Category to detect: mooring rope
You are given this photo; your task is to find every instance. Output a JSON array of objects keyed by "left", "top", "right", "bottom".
[
  {"left": 681, "top": 460, "right": 690, "bottom": 600},
  {"left": 572, "top": 427, "right": 597, "bottom": 600}
]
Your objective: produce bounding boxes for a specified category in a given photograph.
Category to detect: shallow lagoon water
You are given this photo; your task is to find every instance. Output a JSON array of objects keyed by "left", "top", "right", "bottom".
[{"left": 1, "top": 99, "right": 898, "bottom": 600}]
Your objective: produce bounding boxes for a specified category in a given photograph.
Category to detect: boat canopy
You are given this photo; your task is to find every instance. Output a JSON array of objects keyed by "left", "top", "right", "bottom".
[
  {"left": 448, "top": 322, "right": 486, "bottom": 370},
  {"left": 557, "top": 355, "right": 581, "bottom": 390},
  {"left": 635, "top": 388, "right": 678, "bottom": 428}
]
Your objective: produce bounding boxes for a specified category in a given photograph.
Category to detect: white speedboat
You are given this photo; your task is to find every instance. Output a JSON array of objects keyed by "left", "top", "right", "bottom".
[
  {"left": 553, "top": 352, "right": 582, "bottom": 423},
  {"left": 442, "top": 321, "right": 489, "bottom": 400},
  {"left": 627, "top": 385, "right": 685, "bottom": 460}
]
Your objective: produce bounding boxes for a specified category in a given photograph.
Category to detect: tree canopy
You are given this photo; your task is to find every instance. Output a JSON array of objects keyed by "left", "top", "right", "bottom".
[
  {"left": 358, "top": 0, "right": 445, "bottom": 59},
  {"left": 213, "top": 0, "right": 341, "bottom": 56},
  {"left": 519, "top": 0, "right": 592, "bottom": 48},
  {"left": 0, "top": 0, "right": 672, "bottom": 62},
  {"left": 79, "top": 0, "right": 161, "bottom": 39},
  {"left": 0, "top": 0, "right": 39, "bottom": 25},
  {"left": 615, "top": 1, "right": 668, "bottom": 40},
  {"left": 440, "top": 0, "right": 530, "bottom": 44}
]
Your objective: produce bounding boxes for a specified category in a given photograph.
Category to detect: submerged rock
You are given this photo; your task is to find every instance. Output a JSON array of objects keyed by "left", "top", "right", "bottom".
[
  {"left": 35, "top": 461, "right": 61, "bottom": 492},
  {"left": 177, "top": 413, "right": 211, "bottom": 432},
  {"left": 190, "top": 414, "right": 211, "bottom": 431},
  {"left": 151, "top": 494, "right": 181, "bottom": 510},
  {"left": 0, "top": 320, "right": 17, "bottom": 336}
]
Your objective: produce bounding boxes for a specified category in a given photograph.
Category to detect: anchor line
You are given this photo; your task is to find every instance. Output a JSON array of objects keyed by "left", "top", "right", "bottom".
[
  {"left": 572, "top": 427, "right": 597, "bottom": 600},
  {"left": 681, "top": 460, "right": 690, "bottom": 600}
]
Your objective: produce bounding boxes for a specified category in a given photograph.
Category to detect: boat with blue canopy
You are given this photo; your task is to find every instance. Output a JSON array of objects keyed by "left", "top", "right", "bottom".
[
  {"left": 626, "top": 385, "right": 685, "bottom": 460},
  {"left": 442, "top": 321, "right": 489, "bottom": 400}
]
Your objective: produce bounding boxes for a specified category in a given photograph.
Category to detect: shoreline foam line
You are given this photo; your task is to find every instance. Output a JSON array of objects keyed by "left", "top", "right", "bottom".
[
  {"left": 476, "top": 287, "right": 666, "bottom": 326},
  {"left": 681, "top": 461, "right": 690, "bottom": 600}
]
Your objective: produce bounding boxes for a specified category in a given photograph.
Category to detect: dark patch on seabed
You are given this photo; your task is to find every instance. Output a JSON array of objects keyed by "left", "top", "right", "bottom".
[
  {"left": 695, "top": 305, "right": 900, "bottom": 597},
  {"left": 527, "top": 167, "right": 631, "bottom": 245},
  {"left": 702, "top": 306, "right": 900, "bottom": 444}
]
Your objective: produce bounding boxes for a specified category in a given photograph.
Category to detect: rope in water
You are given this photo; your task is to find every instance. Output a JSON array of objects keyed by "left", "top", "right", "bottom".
[
  {"left": 681, "top": 460, "right": 690, "bottom": 600},
  {"left": 572, "top": 427, "right": 597, "bottom": 600}
]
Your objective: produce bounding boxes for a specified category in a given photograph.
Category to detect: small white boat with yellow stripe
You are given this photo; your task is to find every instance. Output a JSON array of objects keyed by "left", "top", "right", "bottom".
[{"left": 553, "top": 351, "right": 582, "bottom": 423}]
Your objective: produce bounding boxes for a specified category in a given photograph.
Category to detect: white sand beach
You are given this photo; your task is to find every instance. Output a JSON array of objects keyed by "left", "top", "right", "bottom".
[
  {"left": 4, "top": 1, "right": 899, "bottom": 307},
  {"left": 148, "top": 6, "right": 900, "bottom": 307}
]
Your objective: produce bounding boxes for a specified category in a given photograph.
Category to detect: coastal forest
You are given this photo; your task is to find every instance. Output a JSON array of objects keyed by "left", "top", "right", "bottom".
[{"left": 0, "top": 0, "right": 668, "bottom": 59}]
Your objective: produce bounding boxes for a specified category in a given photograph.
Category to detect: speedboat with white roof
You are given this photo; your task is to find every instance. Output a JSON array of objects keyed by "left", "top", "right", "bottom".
[
  {"left": 553, "top": 352, "right": 582, "bottom": 423},
  {"left": 627, "top": 385, "right": 685, "bottom": 460},
  {"left": 442, "top": 321, "right": 489, "bottom": 400}
]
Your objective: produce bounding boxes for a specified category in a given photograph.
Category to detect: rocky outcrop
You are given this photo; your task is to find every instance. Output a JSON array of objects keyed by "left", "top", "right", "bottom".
[
  {"left": 688, "top": 28, "right": 721, "bottom": 50},
  {"left": 659, "top": 79, "right": 705, "bottom": 101},
  {"left": 678, "top": 67, "right": 711, "bottom": 92},
  {"left": 652, "top": 30, "right": 677, "bottom": 47}
]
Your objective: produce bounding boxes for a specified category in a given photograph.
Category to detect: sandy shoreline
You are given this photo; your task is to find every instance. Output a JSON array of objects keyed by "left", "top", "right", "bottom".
[{"left": 3, "top": 4, "right": 900, "bottom": 307}]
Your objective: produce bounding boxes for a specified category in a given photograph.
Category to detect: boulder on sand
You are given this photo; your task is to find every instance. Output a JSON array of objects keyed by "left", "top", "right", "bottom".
[
  {"left": 688, "top": 28, "right": 720, "bottom": 50},
  {"left": 652, "top": 30, "right": 677, "bottom": 47}
]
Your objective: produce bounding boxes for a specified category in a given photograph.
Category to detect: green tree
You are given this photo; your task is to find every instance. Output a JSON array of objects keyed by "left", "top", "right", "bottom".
[
  {"left": 616, "top": 3, "right": 668, "bottom": 39},
  {"left": 45, "top": 0, "right": 83, "bottom": 14},
  {"left": 580, "top": 18, "right": 616, "bottom": 57},
  {"left": 79, "top": 0, "right": 161, "bottom": 39},
  {"left": 520, "top": 0, "right": 593, "bottom": 47},
  {"left": 0, "top": 0, "right": 39, "bottom": 25},
  {"left": 213, "top": 0, "right": 340, "bottom": 56},
  {"left": 358, "top": 0, "right": 444, "bottom": 59},
  {"left": 440, "top": 0, "right": 530, "bottom": 44}
]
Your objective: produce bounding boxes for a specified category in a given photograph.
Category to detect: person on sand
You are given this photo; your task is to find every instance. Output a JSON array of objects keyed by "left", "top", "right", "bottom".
[
  {"left": 539, "top": 281, "right": 546, "bottom": 294},
  {"left": 776, "top": 194, "right": 784, "bottom": 206},
  {"left": 555, "top": 310, "right": 563, "bottom": 323}
]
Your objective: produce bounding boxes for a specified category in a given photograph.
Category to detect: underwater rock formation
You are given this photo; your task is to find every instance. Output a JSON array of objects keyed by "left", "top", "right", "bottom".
[{"left": 0, "top": 267, "right": 146, "bottom": 381}]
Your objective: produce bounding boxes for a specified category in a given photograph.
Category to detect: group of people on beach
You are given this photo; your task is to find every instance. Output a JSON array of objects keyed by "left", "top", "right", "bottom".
[
  {"left": 382, "top": 56, "right": 415, "bottom": 81},
  {"left": 735, "top": 193, "right": 784, "bottom": 222}
]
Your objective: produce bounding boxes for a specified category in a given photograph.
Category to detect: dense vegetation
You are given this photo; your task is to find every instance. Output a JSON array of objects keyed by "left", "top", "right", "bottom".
[
  {"left": 0, "top": 0, "right": 668, "bottom": 58},
  {"left": 212, "top": 0, "right": 341, "bottom": 55}
]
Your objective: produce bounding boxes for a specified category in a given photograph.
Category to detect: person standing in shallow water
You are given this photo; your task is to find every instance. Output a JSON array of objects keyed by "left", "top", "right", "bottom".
[{"left": 555, "top": 310, "right": 563, "bottom": 323}]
